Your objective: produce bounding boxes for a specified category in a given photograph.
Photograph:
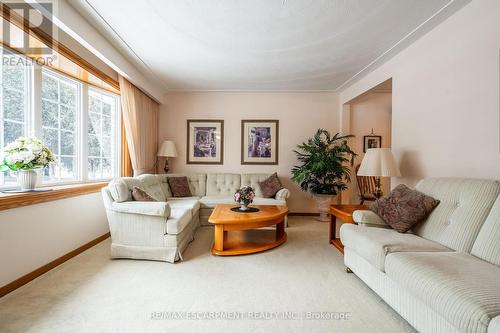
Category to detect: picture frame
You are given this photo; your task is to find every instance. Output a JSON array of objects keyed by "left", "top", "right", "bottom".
[
  {"left": 187, "top": 119, "right": 224, "bottom": 164},
  {"left": 363, "top": 135, "right": 382, "bottom": 153},
  {"left": 241, "top": 120, "right": 279, "bottom": 165}
]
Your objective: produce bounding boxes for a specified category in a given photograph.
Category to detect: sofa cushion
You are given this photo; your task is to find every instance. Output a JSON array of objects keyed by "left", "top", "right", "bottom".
[
  {"left": 385, "top": 252, "right": 500, "bottom": 333},
  {"left": 108, "top": 177, "right": 141, "bottom": 202},
  {"left": 413, "top": 178, "right": 500, "bottom": 253},
  {"left": 136, "top": 174, "right": 166, "bottom": 201},
  {"left": 199, "top": 196, "right": 285, "bottom": 209},
  {"left": 340, "top": 224, "right": 451, "bottom": 271},
  {"left": 241, "top": 173, "right": 272, "bottom": 197},
  {"left": 132, "top": 187, "right": 156, "bottom": 201},
  {"left": 166, "top": 209, "right": 192, "bottom": 235},
  {"left": 471, "top": 196, "right": 500, "bottom": 266},
  {"left": 352, "top": 210, "right": 390, "bottom": 228},
  {"left": 199, "top": 196, "right": 235, "bottom": 209},
  {"left": 489, "top": 317, "right": 500, "bottom": 333},
  {"left": 252, "top": 197, "right": 286, "bottom": 205},
  {"left": 156, "top": 174, "right": 207, "bottom": 198},
  {"left": 167, "top": 197, "right": 201, "bottom": 217},
  {"left": 258, "top": 173, "right": 284, "bottom": 198},
  {"left": 111, "top": 201, "right": 170, "bottom": 217},
  {"left": 167, "top": 176, "right": 192, "bottom": 197},
  {"left": 370, "top": 184, "right": 440, "bottom": 233},
  {"left": 206, "top": 173, "right": 241, "bottom": 196}
]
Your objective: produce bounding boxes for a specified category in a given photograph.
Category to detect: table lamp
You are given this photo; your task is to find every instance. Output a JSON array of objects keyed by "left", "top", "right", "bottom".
[
  {"left": 157, "top": 140, "right": 177, "bottom": 173},
  {"left": 357, "top": 148, "right": 401, "bottom": 198}
]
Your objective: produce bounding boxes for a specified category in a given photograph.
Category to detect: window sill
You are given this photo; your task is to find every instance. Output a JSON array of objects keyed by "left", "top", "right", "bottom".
[{"left": 0, "top": 182, "right": 108, "bottom": 212}]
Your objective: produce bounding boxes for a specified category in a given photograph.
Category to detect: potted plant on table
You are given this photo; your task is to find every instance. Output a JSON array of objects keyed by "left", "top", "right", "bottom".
[
  {"left": 234, "top": 186, "right": 255, "bottom": 211},
  {"left": 0, "top": 137, "right": 55, "bottom": 191},
  {"left": 291, "top": 129, "right": 356, "bottom": 222}
]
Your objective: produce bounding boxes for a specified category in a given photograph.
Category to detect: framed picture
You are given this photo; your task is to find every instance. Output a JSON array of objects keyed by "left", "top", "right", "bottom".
[
  {"left": 187, "top": 120, "right": 224, "bottom": 164},
  {"left": 363, "top": 135, "right": 382, "bottom": 152},
  {"left": 241, "top": 120, "right": 279, "bottom": 165}
]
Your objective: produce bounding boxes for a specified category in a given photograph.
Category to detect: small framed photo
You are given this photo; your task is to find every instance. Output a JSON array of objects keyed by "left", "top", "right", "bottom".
[
  {"left": 187, "top": 120, "right": 224, "bottom": 164},
  {"left": 241, "top": 120, "right": 279, "bottom": 165},
  {"left": 363, "top": 135, "right": 382, "bottom": 152}
]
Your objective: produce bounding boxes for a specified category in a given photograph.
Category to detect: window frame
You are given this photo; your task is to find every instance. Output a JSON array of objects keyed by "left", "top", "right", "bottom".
[
  {"left": 39, "top": 67, "right": 82, "bottom": 185},
  {"left": 0, "top": 48, "right": 121, "bottom": 190},
  {"left": 86, "top": 86, "right": 121, "bottom": 182},
  {"left": 0, "top": 51, "right": 32, "bottom": 188}
]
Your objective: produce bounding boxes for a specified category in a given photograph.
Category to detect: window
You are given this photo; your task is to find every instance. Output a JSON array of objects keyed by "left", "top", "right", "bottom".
[
  {"left": 0, "top": 46, "right": 120, "bottom": 189},
  {"left": 41, "top": 70, "right": 79, "bottom": 182},
  {"left": 88, "top": 89, "right": 119, "bottom": 180},
  {"left": 0, "top": 51, "right": 30, "bottom": 187}
]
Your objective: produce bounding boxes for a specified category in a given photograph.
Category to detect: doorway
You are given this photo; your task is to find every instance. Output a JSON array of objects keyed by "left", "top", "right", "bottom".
[{"left": 341, "top": 79, "right": 393, "bottom": 204}]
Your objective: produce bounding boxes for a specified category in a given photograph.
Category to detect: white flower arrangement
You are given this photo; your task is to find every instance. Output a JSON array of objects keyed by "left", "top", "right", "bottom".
[{"left": 0, "top": 137, "right": 55, "bottom": 172}]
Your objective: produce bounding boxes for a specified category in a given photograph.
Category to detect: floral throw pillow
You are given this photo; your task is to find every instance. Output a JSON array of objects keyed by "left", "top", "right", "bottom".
[
  {"left": 258, "top": 173, "right": 283, "bottom": 198},
  {"left": 132, "top": 187, "right": 156, "bottom": 202},
  {"left": 167, "top": 176, "right": 192, "bottom": 197},
  {"left": 370, "top": 184, "right": 440, "bottom": 233}
]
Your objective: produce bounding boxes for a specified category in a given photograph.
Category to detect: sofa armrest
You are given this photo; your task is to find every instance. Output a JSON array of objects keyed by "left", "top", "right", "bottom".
[
  {"left": 275, "top": 188, "right": 290, "bottom": 201},
  {"left": 111, "top": 201, "right": 171, "bottom": 217},
  {"left": 352, "top": 210, "right": 390, "bottom": 228}
]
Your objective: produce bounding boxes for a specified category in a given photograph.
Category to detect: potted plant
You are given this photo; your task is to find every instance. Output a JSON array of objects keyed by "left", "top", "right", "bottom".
[
  {"left": 291, "top": 129, "right": 356, "bottom": 221},
  {"left": 234, "top": 186, "right": 255, "bottom": 211},
  {"left": 0, "top": 137, "right": 55, "bottom": 191}
]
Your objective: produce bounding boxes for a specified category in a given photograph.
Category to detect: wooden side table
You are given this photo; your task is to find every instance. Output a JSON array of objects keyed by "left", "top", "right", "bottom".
[{"left": 329, "top": 204, "right": 367, "bottom": 253}]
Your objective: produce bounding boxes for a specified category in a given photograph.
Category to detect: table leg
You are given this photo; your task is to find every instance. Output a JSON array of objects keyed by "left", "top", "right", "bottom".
[
  {"left": 214, "top": 225, "right": 224, "bottom": 251},
  {"left": 276, "top": 219, "right": 285, "bottom": 240},
  {"left": 329, "top": 214, "right": 336, "bottom": 243}
]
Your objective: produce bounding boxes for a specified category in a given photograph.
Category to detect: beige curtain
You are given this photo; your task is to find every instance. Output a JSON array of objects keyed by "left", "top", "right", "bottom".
[{"left": 119, "top": 76, "right": 159, "bottom": 176}]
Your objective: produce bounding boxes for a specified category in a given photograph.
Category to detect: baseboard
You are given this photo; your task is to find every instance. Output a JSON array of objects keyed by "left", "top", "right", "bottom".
[
  {"left": 0, "top": 232, "right": 110, "bottom": 298},
  {"left": 289, "top": 212, "right": 320, "bottom": 216}
]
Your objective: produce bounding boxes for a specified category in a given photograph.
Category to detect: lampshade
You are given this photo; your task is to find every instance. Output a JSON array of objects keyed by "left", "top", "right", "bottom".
[
  {"left": 157, "top": 140, "right": 178, "bottom": 157},
  {"left": 357, "top": 148, "right": 401, "bottom": 177}
]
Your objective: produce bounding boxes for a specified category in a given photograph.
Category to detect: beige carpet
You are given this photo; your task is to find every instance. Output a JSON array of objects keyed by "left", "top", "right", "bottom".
[{"left": 0, "top": 217, "right": 415, "bottom": 333}]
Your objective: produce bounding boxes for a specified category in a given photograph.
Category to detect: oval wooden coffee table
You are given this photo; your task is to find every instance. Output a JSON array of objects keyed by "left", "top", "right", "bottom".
[{"left": 208, "top": 204, "right": 289, "bottom": 256}]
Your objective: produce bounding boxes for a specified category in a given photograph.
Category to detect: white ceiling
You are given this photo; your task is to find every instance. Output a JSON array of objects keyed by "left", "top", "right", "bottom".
[{"left": 74, "top": 0, "right": 469, "bottom": 92}]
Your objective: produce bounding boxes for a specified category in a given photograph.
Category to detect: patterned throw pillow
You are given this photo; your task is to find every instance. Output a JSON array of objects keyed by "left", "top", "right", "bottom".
[
  {"left": 258, "top": 173, "right": 284, "bottom": 198},
  {"left": 132, "top": 186, "right": 156, "bottom": 202},
  {"left": 168, "top": 176, "right": 192, "bottom": 197},
  {"left": 370, "top": 184, "right": 440, "bottom": 233}
]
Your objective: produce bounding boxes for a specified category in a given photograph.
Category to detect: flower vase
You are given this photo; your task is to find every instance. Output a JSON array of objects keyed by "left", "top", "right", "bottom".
[
  {"left": 18, "top": 170, "right": 38, "bottom": 191},
  {"left": 239, "top": 202, "right": 249, "bottom": 211}
]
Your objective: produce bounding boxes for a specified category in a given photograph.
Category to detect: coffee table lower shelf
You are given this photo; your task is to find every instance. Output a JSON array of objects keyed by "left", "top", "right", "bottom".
[
  {"left": 330, "top": 238, "right": 344, "bottom": 253},
  {"left": 212, "top": 229, "right": 287, "bottom": 256}
]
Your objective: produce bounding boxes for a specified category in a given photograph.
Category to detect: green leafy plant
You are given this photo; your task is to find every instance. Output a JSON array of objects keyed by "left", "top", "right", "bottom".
[{"left": 291, "top": 129, "right": 356, "bottom": 195}]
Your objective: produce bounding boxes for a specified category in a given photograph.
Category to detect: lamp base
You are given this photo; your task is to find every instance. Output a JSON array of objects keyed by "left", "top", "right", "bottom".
[
  {"left": 163, "top": 158, "right": 170, "bottom": 173},
  {"left": 374, "top": 177, "right": 383, "bottom": 199}
]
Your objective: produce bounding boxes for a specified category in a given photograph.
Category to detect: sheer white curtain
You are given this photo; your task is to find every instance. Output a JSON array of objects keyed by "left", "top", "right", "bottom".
[{"left": 119, "top": 76, "right": 159, "bottom": 175}]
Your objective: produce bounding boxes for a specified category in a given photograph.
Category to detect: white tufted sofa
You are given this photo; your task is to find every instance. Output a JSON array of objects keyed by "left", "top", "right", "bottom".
[
  {"left": 101, "top": 173, "right": 290, "bottom": 263},
  {"left": 341, "top": 178, "right": 500, "bottom": 333}
]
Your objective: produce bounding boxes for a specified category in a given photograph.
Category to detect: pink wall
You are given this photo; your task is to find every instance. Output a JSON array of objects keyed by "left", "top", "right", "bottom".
[
  {"left": 159, "top": 92, "right": 339, "bottom": 212},
  {"left": 340, "top": 0, "right": 500, "bottom": 186}
]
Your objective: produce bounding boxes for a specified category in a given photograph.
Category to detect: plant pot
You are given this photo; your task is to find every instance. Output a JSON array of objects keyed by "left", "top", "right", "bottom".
[
  {"left": 313, "top": 194, "right": 335, "bottom": 222},
  {"left": 239, "top": 202, "right": 250, "bottom": 211},
  {"left": 17, "top": 170, "right": 38, "bottom": 191}
]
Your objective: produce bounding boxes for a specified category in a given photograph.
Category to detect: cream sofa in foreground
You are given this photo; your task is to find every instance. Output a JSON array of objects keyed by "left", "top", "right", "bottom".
[
  {"left": 340, "top": 178, "right": 500, "bottom": 333},
  {"left": 101, "top": 173, "right": 290, "bottom": 263}
]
